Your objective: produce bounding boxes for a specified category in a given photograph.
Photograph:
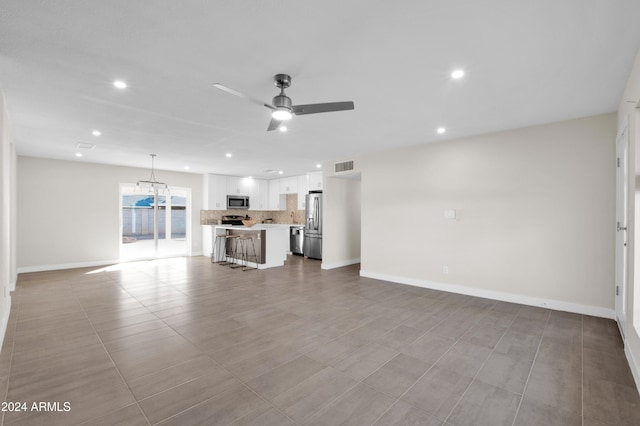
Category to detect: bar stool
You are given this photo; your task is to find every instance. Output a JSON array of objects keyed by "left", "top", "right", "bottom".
[
  {"left": 219, "top": 234, "right": 240, "bottom": 267},
  {"left": 211, "top": 232, "right": 228, "bottom": 264},
  {"left": 239, "top": 232, "right": 258, "bottom": 271},
  {"left": 228, "top": 235, "right": 244, "bottom": 269}
]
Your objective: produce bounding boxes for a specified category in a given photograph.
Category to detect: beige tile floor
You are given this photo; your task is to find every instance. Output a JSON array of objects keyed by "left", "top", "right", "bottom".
[{"left": 0, "top": 255, "right": 639, "bottom": 425}]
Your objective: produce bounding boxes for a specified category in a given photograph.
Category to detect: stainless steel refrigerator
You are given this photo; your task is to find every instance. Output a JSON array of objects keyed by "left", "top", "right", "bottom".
[{"left": 303, "top": 192, "right": 322, "bottom": 259}]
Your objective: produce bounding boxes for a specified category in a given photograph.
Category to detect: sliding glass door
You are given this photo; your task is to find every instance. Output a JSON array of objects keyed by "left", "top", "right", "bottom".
[{"left": 120, "top": 184, "right": 190, "bottom": 261}]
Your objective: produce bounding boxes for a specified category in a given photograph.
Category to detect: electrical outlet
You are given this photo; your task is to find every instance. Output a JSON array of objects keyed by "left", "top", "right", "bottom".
[{"left": 443, "top": 265, "right": 449, "bottom": 275}]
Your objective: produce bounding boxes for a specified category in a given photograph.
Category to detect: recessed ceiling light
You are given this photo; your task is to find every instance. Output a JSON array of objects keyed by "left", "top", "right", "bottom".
[
  {"left": 113, "top": 80, "right": 127, "bottom": 89},
  {"left": 92, "top": 130, "right": 101, "bottom": 136},
  {"left": 225, "top": 153, "right": 232, "bottom": 158},
  {"left": 279, "top": 126, "right": 288, "bottom": 132},
  {"left": 75, "top": 152, "right": 83, "bottom": 158},
  {"left": 437, "top": 127, "right": 446, "bottom": 134},
  {"left": 316, "top": 164, "right": 322, "bottom": 168},
  {"left": 278, "top": 170, "right": 283, "bottom": 175},
  {"left": 451, "top": 69, "right": 465, "bottom": 79},
  {"left": 183, "top": 166, "right": 190, "bottom": 170}
]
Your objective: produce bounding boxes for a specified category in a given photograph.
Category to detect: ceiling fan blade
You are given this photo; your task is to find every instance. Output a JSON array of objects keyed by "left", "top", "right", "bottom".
[
  {"left": 267, "top": 117, "right": 283, "bottom": 131},
  {"left": 292, "top": 101, "right": 354, "bottom": 115},
  {"left": 212, "top": 83, "right": 274, "bottom": 110}
]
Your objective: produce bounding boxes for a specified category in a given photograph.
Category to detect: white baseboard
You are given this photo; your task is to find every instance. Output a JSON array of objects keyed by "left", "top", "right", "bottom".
[
  {"left": 17, "top": 259, "right": 121, "bottom": 274},
  {"left": 625, "top": 344, "right": 640, "bottom": 396},
  {"left": 322, "top": 258, "right": 361, "bottom": 270},
  {"left": 359, "top": 270, "right": 615, "bottom": 319},
  {"left": 17, "top": 253, "right": 205, "bottom": 274}
]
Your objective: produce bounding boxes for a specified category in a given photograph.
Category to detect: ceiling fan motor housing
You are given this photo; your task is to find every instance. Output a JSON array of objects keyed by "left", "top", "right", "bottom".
[{"left": 272, "top": 94, "right": 292, "bottom": 110}]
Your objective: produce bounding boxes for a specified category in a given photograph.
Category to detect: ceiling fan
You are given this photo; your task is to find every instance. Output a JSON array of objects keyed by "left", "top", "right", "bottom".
[{"left": 213, "top": 74, "right": 355, "bottom": 131}]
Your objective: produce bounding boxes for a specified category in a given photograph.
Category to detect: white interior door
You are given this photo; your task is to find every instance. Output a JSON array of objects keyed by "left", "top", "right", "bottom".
[{"left": 615, "top": 118, "right": 629, "bottom": 339}]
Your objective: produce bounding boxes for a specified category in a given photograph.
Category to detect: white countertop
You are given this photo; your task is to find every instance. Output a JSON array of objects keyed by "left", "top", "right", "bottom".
[{"left": 203, "top": 223, "right": 302, "bottom": 229}]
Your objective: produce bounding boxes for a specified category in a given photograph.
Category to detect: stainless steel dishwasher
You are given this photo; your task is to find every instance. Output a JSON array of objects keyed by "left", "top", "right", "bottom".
[{"left": 290, "top": 225, "right": 304, "bottom": 256}]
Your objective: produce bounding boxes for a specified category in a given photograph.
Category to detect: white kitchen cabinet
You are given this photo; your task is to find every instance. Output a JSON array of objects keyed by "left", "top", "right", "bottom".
[
  {"left": 268, "top": 180, "right": 286, "bottom": 210},
  {"left": 308, "top": 171, "right": 323, "bottom": 191},
  {"left": 258, "top": 180, "right": 269, "bottom": 210},
  {"left": 250, "top": 179, "right": 269, "bottom": 211},
  {"left": 204, "top": 174, "right": 227, "bottom": 210},
  {"left": 279, "top": 176, "right": 298, "bottom": 194},
  {"left": 227, "top": 176, "right": 252, "bottom": 196},
  {"left": 297, "top": 175, "right": 308, "bottom": 210}
]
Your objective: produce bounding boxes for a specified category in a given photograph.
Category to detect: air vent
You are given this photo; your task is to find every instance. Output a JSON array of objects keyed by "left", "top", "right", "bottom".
[
  {"left": 335, "top": 160, "right": 354, "bottom": 173},
  {"left": 76, "top": 142, "right": 96, "bottom": 150}
]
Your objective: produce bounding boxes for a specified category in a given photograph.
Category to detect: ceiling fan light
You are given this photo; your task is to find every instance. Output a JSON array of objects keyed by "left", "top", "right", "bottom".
[{"left": 272, "top": 108, "right": 292, "bottom": 121}]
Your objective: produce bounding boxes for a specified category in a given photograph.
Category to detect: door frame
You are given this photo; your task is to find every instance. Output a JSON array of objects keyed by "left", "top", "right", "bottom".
[
  {"left": 119, "top": 184, "right": 191, "bottom": 261},
  {"left": 615, "top": 115, "right": 629, "bottom": 339}
]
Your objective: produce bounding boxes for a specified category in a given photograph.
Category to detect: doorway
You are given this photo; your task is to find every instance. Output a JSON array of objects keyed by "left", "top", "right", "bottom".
[
  {"left": 615, "top": 117, "right": 629, "bottom": 339},
  {"left": 120, "top": 184, "right": 190, "bottom": 261}
]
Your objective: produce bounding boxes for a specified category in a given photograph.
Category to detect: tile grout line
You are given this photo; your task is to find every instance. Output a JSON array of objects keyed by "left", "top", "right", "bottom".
[
  {"left": 240, "top": 367, "right": 357, "bottom": 426},
  {"left": 151, "top": 292, "right": 465, "bottom": 425},
  {"left": 297, "top": 294, "right": 465, "bottom": 375},
  {"left": 441, "top": 304, "right": 529, "bottom": 426},
  {"left": 88, "top": 263, "right": 246, "bottom": 425},
  {"left": 140, "top": 345, "right": 302, "bottom": 426},
  {"left": 72, "top": 281, "right": 153, "bottom": 426},
  {"left": 291, "top": 294, "right": 473, "bottom": 423},
  {"left": 369, "top": 299, "right": 511, "bottom": 425},
  {"left": 509, "top": 310, "right": 553, "bottom": 426},
  {"left": 94, "top": 263, "right": 258, "bottom": 425},
  {"left": 165, "top": 297, "right": 436, "bottom": 424},
  {"left": 145, "top": 293, "right": 302, "bottom": 425},
  {"left": 14, "top": 260, "right": 624, "bottom": 425}
]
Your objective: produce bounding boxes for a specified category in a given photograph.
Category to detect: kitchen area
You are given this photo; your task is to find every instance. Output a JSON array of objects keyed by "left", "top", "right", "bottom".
[{"left": 201, "top": 171, "right": 324, "bottom": 269}]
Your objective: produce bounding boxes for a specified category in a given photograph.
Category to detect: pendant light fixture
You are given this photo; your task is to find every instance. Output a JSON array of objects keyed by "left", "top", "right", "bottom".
[{"left": 136, "top": 154, "right": 169, "bottom": 194}]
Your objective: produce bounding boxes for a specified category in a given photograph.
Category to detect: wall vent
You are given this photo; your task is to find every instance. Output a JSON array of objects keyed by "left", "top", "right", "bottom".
[
  {"left": 335, "top": 160, "right": 354, "bottom": 173},
  {"left": 76, "top": 142, "right": 96, "bottom": 150}
]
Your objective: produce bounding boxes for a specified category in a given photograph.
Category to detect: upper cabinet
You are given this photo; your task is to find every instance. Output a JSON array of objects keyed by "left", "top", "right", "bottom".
[
  {"left": 278, "top": 176, "right": 298, "bottom": 194},
  {"left": 308, "top": 171, "right": 323, "bottom": 191},
  {"left": 297, "top": 175, "right": 308, "bottom": 210},
  {"left": 204, "top": 174, "right": 227, "bottom": 210},
  {"left": 250, "top": 179, "right": 269, "bottom": 211},
  {"left": 204, "top": 173, "right": 320, "bottom": 212},
  {"left": 227, "top": 176, "right": 252, "bottom": 196},
  {"left": 268, "top": 180, "right": 285, "bottom": 210}
]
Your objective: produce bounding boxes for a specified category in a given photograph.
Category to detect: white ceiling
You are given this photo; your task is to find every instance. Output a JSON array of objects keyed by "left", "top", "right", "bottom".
[{"left": 1, "top": 1, "right": 639, "bottom": 179}]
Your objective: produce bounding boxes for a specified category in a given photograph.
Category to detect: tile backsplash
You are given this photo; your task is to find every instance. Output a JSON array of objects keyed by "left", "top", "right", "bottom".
[{"left": 200, "top": 194, "right": 304, "bottom": 225}]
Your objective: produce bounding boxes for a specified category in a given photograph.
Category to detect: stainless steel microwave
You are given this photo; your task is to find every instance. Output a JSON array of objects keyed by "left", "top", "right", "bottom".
[{"left": 227, "top": 195, "right": 250, "bottom": 209}]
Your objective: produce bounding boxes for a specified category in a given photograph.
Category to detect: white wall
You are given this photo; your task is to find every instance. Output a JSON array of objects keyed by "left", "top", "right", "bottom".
[
  {"left": 0, "top": 89, "right": 17, "bottom": 347},
  {"left": 322, "top": 173, "right": 361, "bottom": 269},
  {"left": 17, "top": 156, "right": 203, "bottom": 271},
  {"left": 356, "top": 113, "right": 616, "bottom": 317}
]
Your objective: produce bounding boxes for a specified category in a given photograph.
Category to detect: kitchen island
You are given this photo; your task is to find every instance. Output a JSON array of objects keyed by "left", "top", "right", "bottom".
[{"left": 207, "top": 224, "right": 289, "bottom": 269}]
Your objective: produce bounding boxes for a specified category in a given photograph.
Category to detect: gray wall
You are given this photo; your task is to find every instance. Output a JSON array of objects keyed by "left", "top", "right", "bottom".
[
  {"left": 17, "top": 157, "right": 203, "bottom": 271},
  {"left": 323, "top": 113, "right": 616, "bottom": 317}
]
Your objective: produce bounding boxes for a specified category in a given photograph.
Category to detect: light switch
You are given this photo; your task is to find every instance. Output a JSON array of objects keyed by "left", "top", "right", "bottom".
[{"left": 444, "top": 209, "right": 456, "bottom": 220}]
